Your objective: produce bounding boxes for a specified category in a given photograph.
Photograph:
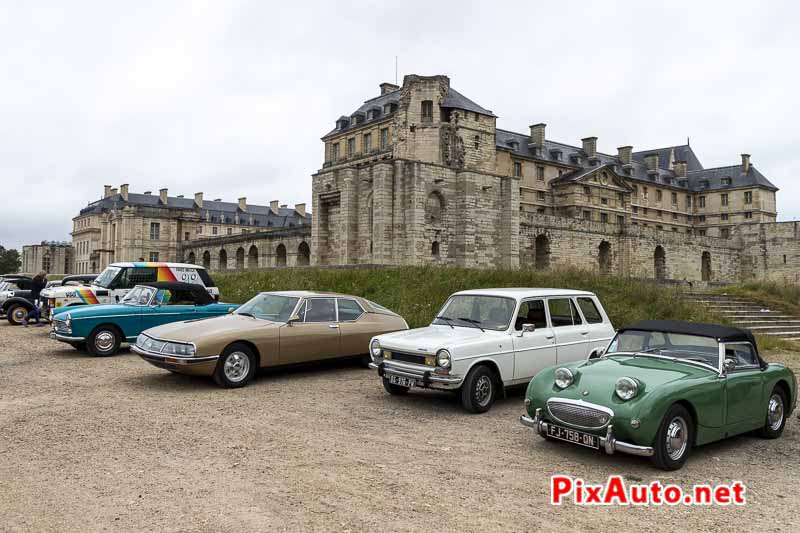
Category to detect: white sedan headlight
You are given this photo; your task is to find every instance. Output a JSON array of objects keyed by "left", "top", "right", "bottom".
[
  {"left": 436, "top": 349, "right": 451, "bottom": 368},
  {"left": 370, "top": 339, "right": 381, "bottom": 358},
  {"left": 615, "top": 377, "right": 639, "bottom": 401},
  {"left": 554, "top": 368, "right": 574, "bottom": 389}
]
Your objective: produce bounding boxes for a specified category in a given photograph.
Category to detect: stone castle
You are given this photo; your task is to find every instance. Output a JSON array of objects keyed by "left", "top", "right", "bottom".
[{"left": 41, "top": 74, "right": 796, "bottom": 283}]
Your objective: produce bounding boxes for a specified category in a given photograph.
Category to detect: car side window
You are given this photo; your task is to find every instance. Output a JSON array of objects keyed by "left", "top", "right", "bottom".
[
  {"left": 115, "top": 267, "right": 158, "bottom": 289},
  {"left": 337, "top": 299, "right": 364, "bottom": 321},
  {"left": 548, "top": 298, "right": 583, "bottom": 327},
  {"left": 577, "top": 297, "right": 603, "bottom": 324},
  {"left": 515, "top": 299, "right": 547, "bottom": 331},
  {"left": 726, "top": 344, "right": 758, "bottom": 367},
  {"left": 303, "top": 298, "right": 337, "bottom": 323}
]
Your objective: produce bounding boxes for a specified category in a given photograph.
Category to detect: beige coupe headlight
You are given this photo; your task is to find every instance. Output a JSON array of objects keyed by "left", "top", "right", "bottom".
[
  {"left": 615, "top": 377, "right": 639, "bottom": 401},
  {"left": 436, "top": 349, "right": 451, "bottom": 368},
  {"left": 554, "top": 368, "right": 574, "bottom": 389},
  {"left": 161, "top": 342, "right": 196, "bottom": 357}
]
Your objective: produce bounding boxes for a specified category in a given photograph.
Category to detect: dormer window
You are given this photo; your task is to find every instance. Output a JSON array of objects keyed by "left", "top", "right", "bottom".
[
  {"left": 336, "top": 117, "right": 350, "bottom": 130},
  {"left": 506, "top": 140, "right": 519, "bottom": 151},
  {"left": 351, "top": 112, "right": 366, "bottom": 125},
  {"left": 678, "top": 179, "right": 687, "bottom": 187},
  {"left": 570, "top": 154, "right": 583, "bottom": 165},
  {"left": 550, "top": 149, "right": 562, "bottom": 161},
  {"left": 368, "top": 107, "right": 381, "bottom": 120},
  {"left": 700, "top": 180, "right": 710, "bottom": 189},
  {"left": 721, "top": 177, "right": 732, "bottom": 186}
]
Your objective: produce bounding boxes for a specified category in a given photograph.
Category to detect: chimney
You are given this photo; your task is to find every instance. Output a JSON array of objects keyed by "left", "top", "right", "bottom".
[
  {"left": 270, "top": 200, "right": 279, "bottom": 214},
  {"left": 582, "top": 137, "right": 597, "bottom": 157},
  {"left": 674, "top": 160, "right": 688, "bottom": 177},
  {"left": 238, "top": 197, "right": 247, "bottom": 211},
  {"left": 144, "top": 191, "right": 152, "bottom": 195},
  {"left": 104, "top": 185, "right": 112, "bottom": 198},
  {"left": 159, "top": 188, "right": 168, "bottom": 205},
  {"left": 529, "top": 123, "right": 546, "bottom": 147},
  {"left": 194, "top": 192, "right": 203, "bottom": 208},
  {"left": 120, "top": 183, "right": 129, "bottom": 201},
  {"left": 280, "top": 204, "right": 287, "bottom": 209},
  {"left": 110, "top": 187, "right": 118, "bottom": 197},
  {"left": 380, "top": 82, "right": 400, "bottom": 95},
  {"left": 644, "top": 153, "right": 660, "bottom": 172},
  {"left": 617, "top": 146, "right": 633, "bottom": 165},
  {"left": 295, "top": 203, "right": 306, "bottom": 217},
  {"left": 741, "top": 153, "right": 751, "bottom": 173}
]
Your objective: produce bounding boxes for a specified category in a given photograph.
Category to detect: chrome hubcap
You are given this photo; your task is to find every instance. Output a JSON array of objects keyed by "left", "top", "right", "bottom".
[
  {"left": 665, "top": 416, "right": 688, "bottom": 460},
  {"left": 224, "top": 352, "right": 250, "bottom": 383},
  {"left": 95, "top": 331, "right": 116, "bottom": 352},
  {"left": 475, "top": 375, "right": 492, "bottom": 406},
  {"left": 768, "top": 394, "right": 784, "bottom": 431},
  {"left": 12, "top": 308, "right": 26, "bottom": 322}
]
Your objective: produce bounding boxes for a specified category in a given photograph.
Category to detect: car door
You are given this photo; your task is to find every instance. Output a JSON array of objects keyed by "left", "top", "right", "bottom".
[
  {"left": 575, "top": 296, "right": 613, "bottom": 350},
  {"left": 139, "top": 289, "right": 196, "bottom": 332},
  {"left": 279, "top": 297, "right": 340, "bottom": 364},
  {"left": 724, "top": 342, "right": 765, "bottom": 427},
  {"left": 336, "top": 298, "right": 372, "bottom": 357},
  {"left": 511, "top": 298, "right": 557, "bottom": 380},
  {"left": 547, "top": 297, "right": 590, "bottom": 364}
]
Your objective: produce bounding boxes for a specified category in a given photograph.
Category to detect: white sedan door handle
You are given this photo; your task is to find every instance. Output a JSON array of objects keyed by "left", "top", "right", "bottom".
[
  {"left": 545, "top": 334, "right": 554, "bottom": 340},
  {"left": 581, "top": 331, "right": 589, "bottom": 336},
  {"left": 329, "top": 324, "right": 339, "bottom": 329}
]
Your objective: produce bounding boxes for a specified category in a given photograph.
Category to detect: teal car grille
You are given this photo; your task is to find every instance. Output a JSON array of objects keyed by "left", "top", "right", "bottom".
[{"left": 547, "top": 399, "right": 612, "bottom": 429}]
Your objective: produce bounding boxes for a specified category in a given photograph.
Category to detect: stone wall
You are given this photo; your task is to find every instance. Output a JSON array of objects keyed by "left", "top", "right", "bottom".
[
  {"left": 180, "top": 227, "right": 311, "bottom": 271},
  {"left": 739, "top": 221, "right": 800, "bottom": 283}
]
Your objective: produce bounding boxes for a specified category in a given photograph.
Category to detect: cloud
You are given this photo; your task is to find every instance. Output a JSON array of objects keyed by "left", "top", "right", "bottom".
[{"left": 1, "top": 0, "right": 798, "bottom": 250}]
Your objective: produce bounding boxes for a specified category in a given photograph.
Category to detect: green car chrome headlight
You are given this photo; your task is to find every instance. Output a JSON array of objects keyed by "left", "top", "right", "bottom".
[
  {"left": 615, "top": 377, "right": 639, "bottom": 401},
  {"left": 554, "top": 367, "right": 574, "bottom": 389}
]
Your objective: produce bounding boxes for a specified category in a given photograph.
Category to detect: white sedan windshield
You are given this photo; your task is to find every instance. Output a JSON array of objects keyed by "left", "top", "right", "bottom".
[{"left": 433, "top": 295, "right": 516, "bottom": 331}]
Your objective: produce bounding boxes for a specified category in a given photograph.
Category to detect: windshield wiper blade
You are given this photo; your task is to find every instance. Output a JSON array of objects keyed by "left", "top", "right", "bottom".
[
  {"left": 237, "top": 312, "right": 256, "bottom": 319},
  {"left": 634, "top": 347, "right": 663, "bottom": 357},
  {"left": 457, "top": 317, "right": 485, "bottom": 332},
  {"left": 435, "top": 315, "right": 455, "bottom": 329}
]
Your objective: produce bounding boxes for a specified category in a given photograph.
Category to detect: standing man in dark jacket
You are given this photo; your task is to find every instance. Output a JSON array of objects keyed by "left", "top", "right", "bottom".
[{"left": 23, "top": 271, "right": 47, "bottom": 327}]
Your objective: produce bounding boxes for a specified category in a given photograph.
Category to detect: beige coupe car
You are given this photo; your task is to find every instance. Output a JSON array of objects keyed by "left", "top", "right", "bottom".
[{"left": 132, "top": 291, "right": 408, "bottom": 387}]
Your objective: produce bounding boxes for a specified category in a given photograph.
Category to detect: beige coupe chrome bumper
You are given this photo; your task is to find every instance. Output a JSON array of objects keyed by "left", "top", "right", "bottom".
[
  {"left": 132, "top": 345, "right": 219, "bottom": 375},
  {"left": 521, "top": 408, "right": 654, "bottom": 458}
]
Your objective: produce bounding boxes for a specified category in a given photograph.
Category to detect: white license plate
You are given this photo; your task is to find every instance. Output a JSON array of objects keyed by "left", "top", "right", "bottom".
[{"left": 389, "top": 374, "right": 417, "bottom": 388}]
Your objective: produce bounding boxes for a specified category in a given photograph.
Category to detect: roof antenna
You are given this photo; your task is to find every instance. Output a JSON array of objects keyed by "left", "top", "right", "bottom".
[{"left": 395, "top": 55, "right": 398, "bottom": 85}]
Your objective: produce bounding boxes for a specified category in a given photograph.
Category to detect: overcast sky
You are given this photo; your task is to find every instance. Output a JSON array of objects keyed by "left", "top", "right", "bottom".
[{"left": 2, "top": 0, "right": 798, "bottom": 250}]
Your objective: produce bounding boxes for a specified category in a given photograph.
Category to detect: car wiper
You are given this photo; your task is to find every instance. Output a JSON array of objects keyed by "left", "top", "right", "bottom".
[
  {"left": 634, "top": 347, "right": 663, "bottom": 357},
  {"left": 435, "top": 315, "right": 455, "bottom": 329},
  {"left": 457, "top": 317, "right": 485, "bottom": 332},
  {"left": 237, "top": 312, "right": 256, "bottom": 319}
]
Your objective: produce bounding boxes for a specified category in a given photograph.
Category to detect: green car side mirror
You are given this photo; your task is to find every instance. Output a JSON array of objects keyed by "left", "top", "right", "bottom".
[{"left": 724, "top": 358, "right": 736, "bottom": 373}]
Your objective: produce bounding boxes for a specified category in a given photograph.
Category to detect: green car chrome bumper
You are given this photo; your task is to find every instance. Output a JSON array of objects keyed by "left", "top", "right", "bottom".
[{"left": 521, "top": 408, "right": 654, "bottom": 458}]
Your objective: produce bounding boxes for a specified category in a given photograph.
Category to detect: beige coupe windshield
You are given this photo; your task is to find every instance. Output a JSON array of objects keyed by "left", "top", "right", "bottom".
[{"left": 236, "top": 294, "right": 300, "bottom": 322}]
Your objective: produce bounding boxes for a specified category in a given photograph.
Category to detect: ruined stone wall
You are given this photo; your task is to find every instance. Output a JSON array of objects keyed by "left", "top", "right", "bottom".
[
  {"left": 180, "top": 227, "right": 311, "bottom": 271},
  {"left": 739, "top": 221, "right": 800, "bottom": 283}
]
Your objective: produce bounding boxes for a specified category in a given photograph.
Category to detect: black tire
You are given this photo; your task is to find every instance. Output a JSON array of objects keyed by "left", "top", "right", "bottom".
[
  {"left": 358, "top": 354, "right": 372, "bottom": 369},
  {"left": 382, "top": 377, "right": 410, "bottom": 395},
  {"left": 213, "top": 343, "right": 257, "bottom": 388},
  {"left": 69, "top": 341, "right": 88, "bottom": 352},
  {"left": 759, "top": 387, "right": 787, "bottom": 439},
  {"left": 460, "top": 365, "right": 498, "bottom": 413},
  {"left": 651, "top": 404, "right": 694, "bottom": 471},
  {"left": 7, "top": 304, "right": 28, "bottom": 326},
  {"left": 87, "top": 325, "right": 122, "bottom": 357}
]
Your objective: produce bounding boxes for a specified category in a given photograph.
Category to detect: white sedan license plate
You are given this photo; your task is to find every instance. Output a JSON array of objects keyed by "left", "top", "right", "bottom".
[
  {"left": 389, "top": 375, "right": 417, "bottom": 388},
  {"left": 547, "top": 423, "right": 600, "bottom": 449}
]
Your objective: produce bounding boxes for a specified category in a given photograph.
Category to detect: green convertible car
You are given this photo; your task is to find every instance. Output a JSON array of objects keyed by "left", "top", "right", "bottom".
[{"left": 521, "top": 320, "right": 797, "bottom": 470}]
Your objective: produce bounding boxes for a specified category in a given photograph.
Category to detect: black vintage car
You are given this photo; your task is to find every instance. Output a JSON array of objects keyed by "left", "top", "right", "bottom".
[{"left": 1, "top": 274, "right": 96, "bottom": 325}]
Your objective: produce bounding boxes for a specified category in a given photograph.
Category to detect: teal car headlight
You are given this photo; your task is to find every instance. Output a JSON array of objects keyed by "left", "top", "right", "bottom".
[
  {"left": 554, "top": 367, "right": 574, "bottom": 389},
  {"left": 615, "top": 377, "right": 639, "bottom": 401},
  {"left": 64, "top": 313, "right": 72, "bottom": 329},
  {"left": 161, "top": 341, "right": 196, "bottom": 357}
]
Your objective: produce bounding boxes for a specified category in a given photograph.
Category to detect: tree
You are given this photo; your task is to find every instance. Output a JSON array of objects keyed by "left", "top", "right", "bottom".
[{"left": 0, "top": 246, "right": 21, "bottom": 274}]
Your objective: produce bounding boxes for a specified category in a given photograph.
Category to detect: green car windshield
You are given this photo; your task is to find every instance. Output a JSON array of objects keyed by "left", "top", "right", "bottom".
[
  {"left": 236, "top": 294, "right": 300, "bottom": 322},
  {"left": 607, "top": 329, "right": 720, "bottom": 368}
]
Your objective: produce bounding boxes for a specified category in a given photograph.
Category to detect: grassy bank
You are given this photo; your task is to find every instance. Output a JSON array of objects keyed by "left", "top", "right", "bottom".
[{"left": 212, "top": 266, "right": 715, "bottom": 330}]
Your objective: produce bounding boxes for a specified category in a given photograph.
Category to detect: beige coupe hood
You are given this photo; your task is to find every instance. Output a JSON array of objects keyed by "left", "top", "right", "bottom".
[{"left": 144, "top": 314, "right": 280, "bottom": 344}]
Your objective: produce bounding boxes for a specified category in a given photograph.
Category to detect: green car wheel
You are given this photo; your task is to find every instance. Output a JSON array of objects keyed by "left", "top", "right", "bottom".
[{"left": 651, "top": 404, "right": 694, "bottom": 471}]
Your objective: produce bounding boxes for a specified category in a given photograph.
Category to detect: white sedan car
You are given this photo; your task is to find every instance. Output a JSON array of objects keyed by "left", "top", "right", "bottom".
[{"left": 369, "top": 288, "right": 615, "bottom": 412}]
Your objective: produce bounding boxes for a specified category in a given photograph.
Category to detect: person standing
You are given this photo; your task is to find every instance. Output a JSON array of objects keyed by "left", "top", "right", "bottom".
[{"left": 22, "top": 271, "right": 47, "bottom": 327}]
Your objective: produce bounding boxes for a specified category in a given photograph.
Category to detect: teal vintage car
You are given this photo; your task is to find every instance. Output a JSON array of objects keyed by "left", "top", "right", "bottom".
[
  {"left": 50, "top": 282, "right": 238, "bottom": 356},
  {"left": 520, "top": 320, "right": 797, "bottom": 470}
]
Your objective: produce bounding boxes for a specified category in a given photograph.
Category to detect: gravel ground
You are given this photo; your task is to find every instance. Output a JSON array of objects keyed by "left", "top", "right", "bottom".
[{"left": 1, "top": 323, "right": 798, "bottom": 532}]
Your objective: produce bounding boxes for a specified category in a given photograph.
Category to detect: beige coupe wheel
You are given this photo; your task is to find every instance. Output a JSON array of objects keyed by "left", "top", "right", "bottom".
[{"left": 213, "top": 343, "right": 257, "bottom": 388}]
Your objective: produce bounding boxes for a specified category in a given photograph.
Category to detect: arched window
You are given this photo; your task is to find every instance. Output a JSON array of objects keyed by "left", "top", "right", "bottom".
[
  {"left": 276, "top": 244, "right": 287, "bottom": 267},
  {"left": 426, "top": 191, "right": 444, "bottom": 224},
  {"left": 218, "top": 249, "right": 228, "bottom": 270},
  {"left": 202, "top": 251, "right": 211, "bottom": 269},
  {"left": 297, "top": 242, "right": 310, "bottom": 266},
  {"left": 598, "top": 241, "right": 611, "bottom": 274},
  {"left": 235, "top": 247, "right": 245, "bottom": 270},
  {"left": 431, "top": 241, "right": 440, "bottom": 258},
  {"left": 535, "top": 234, "right": 551, "bottom": 270},
  {"left": 701, "top": 251, "right": 712, "bottom": 281},
  {"left": 248, "top": 245, "right": 258, "bottom": 268},
  {"left": 654, "top": 246, "right": 666, "bottom": 281},
  {"left": 187, "top": 251, "right": 196, "bottom": 265}
]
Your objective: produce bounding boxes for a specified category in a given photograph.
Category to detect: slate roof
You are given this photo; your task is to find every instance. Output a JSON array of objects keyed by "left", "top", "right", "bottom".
[
  {"left": 325, "top": 85, "right": 495, "bottom": 138},
  {"left": 79, "top": 193, "right": 312, "bottom": 229},
  {"left": 496, "top": 129, "right": 777, "bottom": 192}
]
